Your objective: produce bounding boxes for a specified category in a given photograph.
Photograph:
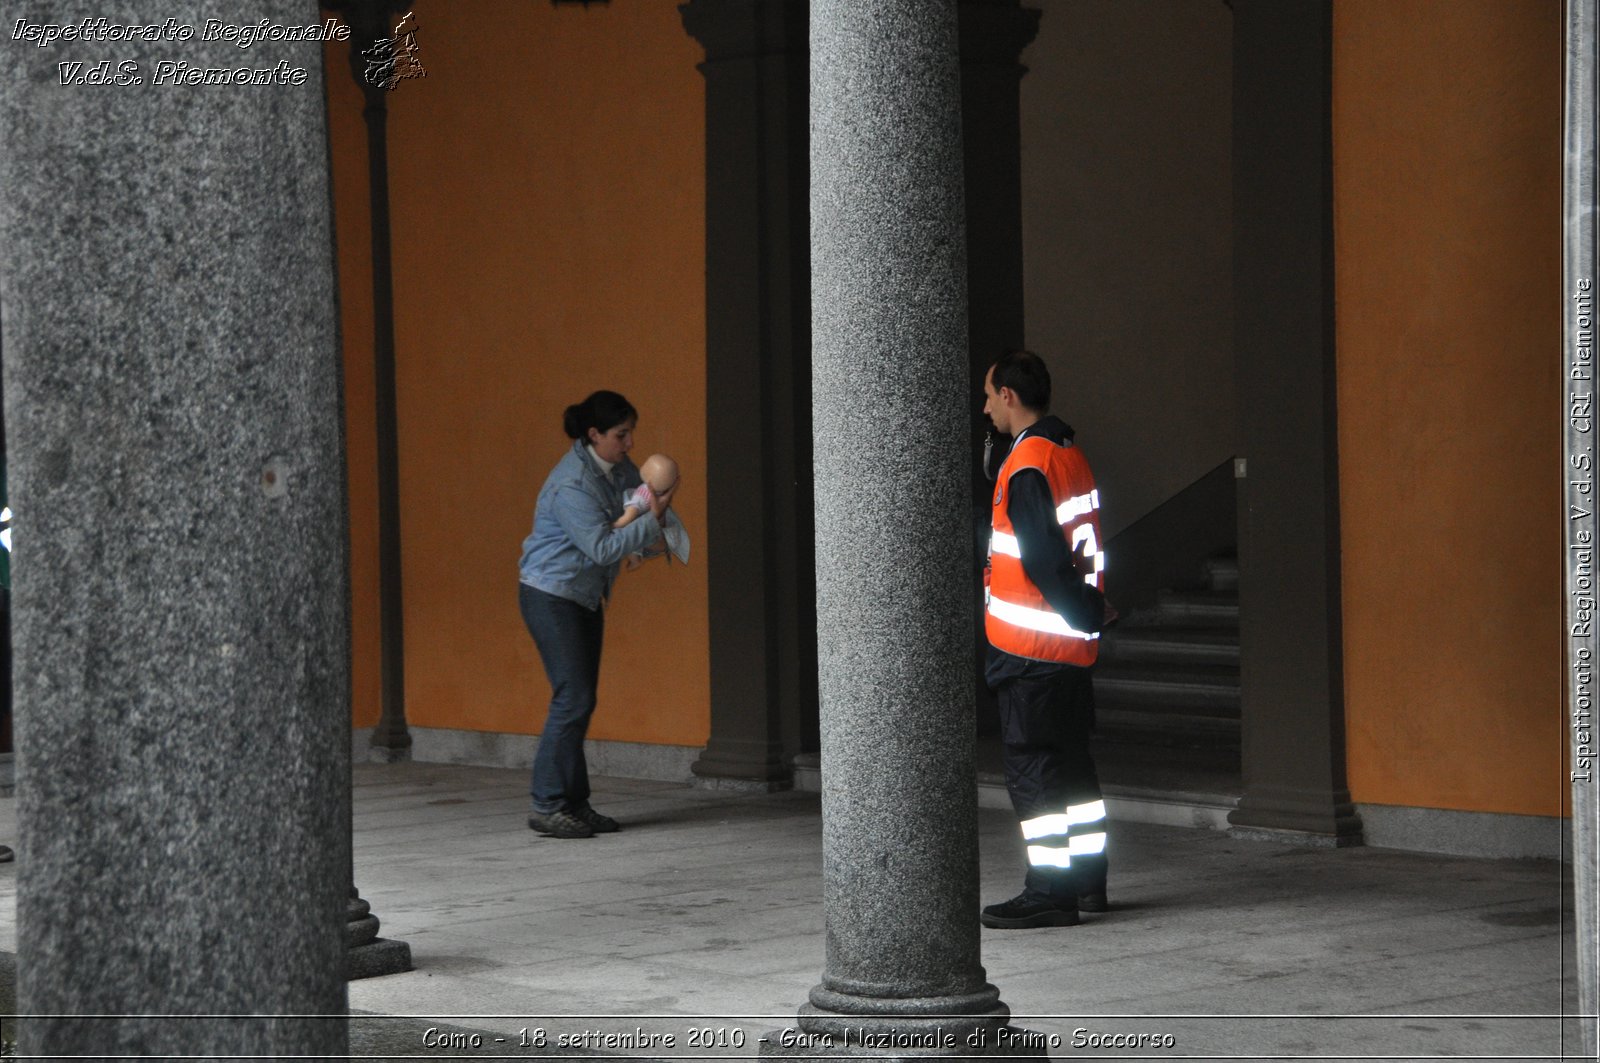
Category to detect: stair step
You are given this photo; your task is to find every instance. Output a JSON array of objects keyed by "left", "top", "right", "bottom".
[
  {"left": 1203, "top": 556, "right": 1239, "bottom": 592},
  {"left": 1096, "top": 693, "right": 1239, "bottom": 720},
  {"left": 1083, "top": 551, "right": 1244, "bottom": 774},
  {"left": 1095, "top": 706, "right": 1240, "bottom": 750},
  {"left": 1156, "top": 588, "right": 1240, "bottom": 625},
  {"left": 1095, "top": 663, "right": 1241, "bottom": 711},
  {"left": 1100, "top": 625, "right": 1239, "bottom": 665},
  {"left": 1093, "top": 736, "right": 1241, "bottom": 785}
]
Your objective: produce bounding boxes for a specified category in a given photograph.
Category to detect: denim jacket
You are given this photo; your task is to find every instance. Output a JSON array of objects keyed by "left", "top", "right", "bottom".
[{"left": 518, "top": 440, "right": 669, "bottom": 611}]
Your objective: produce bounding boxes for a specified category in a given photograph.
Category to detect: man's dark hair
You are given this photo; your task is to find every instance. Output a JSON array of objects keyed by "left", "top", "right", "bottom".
[{"left": 989, "top": 350, "right": 1051, "bottom": 413}]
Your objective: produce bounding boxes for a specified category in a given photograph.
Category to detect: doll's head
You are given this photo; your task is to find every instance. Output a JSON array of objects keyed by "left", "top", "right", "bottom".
[{"left": 639, "top": 453, "right": 680, "bottom": 494}]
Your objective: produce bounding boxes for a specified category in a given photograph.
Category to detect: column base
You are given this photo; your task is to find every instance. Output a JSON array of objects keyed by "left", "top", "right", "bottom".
[
  {"left": 761, "top": 1023, "right": 1045, "bottom": 1059},
  {"left": 348, "top": 886, "right": 413, "bottom": 979},
  {"left": 691, "top": 738, "right": 792, "bottom": 790},
  {"left": 691, "top": 773, "right": 794, "bottom": 793},
  {"left": 347, "top": 938, "right": 413, "bottom": 981},
  {"left": 1227, "top": 824, "right": 1362, "bottom": 848},
  {"left": 781, "top": 984, "right": 1015, "bottom": 1056},
  {"left": 368, "top": 719, "right": 413, "bottom": 763},
  {"left": 1227, "top": 784, "right": 1363, "bottom": 845}
]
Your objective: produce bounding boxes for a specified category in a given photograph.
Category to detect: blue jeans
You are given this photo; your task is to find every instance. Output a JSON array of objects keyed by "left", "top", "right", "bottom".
[{"left": 520, "top": 583, "right": 604, "bottom": 814}]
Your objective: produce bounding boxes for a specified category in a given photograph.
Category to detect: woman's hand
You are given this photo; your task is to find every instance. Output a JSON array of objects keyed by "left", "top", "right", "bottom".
[{"left": 650, "top": 480, "right": 677, "bottom": 522}]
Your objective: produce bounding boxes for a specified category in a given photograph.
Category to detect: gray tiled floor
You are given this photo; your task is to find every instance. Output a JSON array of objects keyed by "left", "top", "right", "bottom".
[
  {"left": 0, "top": 760, "right": 1589, "bottom": 1060},
  {"left": 347, "top": 763, "right": 1584, "bottom": 1060}
]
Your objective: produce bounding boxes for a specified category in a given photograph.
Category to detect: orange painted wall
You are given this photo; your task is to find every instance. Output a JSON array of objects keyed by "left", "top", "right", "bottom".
[
  {"left": 327, "top": 4, "right": 709, "bottom": 746},
  {"left": 1334, "top": 1, "right": 1565, "bottom": 815}
]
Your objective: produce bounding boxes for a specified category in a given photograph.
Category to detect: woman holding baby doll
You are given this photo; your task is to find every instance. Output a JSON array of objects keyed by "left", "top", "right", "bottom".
[{"left": 518, "top": 390, "right": 682, "bottom": 838}]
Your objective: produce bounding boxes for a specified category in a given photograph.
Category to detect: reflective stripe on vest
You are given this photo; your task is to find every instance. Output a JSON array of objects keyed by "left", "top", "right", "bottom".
[
  {"left": 986, "top": 593, "right": 1099, "bottom": 641},
  {"left": 991, "top": 487, "right": 1106, "bottom": 586},
  {"left": 986, "top": 435, "right": 1104, "bottom": 665}
]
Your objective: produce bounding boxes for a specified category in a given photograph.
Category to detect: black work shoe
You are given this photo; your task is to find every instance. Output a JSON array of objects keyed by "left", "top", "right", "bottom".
[
  {"left": 573, "top": 806, "right": 620, "bottom": 833},
  {"left": 1078, "top": 892, "right": 1110, "bottom": 913},
  {"left": 528, "top": 810, "right": 594, "bottom": 838},
  {"left": 980, "top": 891, "right": 1081, "bottom": 929}
]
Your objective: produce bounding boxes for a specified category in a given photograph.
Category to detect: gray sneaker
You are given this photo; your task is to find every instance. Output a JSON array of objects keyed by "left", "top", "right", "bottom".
[
  {"left": 527, "top": 810, "right": 594, "bottom": 839},
  {"left": 573, "top": 806, "right": 620, "bottom": 833}
]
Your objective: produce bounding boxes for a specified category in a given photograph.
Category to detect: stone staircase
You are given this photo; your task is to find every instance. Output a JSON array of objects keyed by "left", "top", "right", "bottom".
[{"left": 1092, "top": 556, "right": 1241, "bottom": 787}]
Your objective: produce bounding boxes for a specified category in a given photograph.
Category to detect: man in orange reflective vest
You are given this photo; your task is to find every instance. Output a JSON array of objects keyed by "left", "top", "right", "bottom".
[{"left": 979, "top": 350, "right": 1111, "bottom": 929}]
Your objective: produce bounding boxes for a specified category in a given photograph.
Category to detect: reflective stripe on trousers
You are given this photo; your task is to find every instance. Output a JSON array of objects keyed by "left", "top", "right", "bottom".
[{"left": 1020, "top": 798, "right": 1107, "bottom": 869}]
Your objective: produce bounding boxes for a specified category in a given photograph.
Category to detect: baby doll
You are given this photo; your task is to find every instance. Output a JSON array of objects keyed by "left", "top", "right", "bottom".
[{"left": 613, "top": 453, "right": 680, "bottom": 530}]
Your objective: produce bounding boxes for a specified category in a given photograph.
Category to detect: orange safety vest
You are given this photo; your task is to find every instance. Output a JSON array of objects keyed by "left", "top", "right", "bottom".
[{"left": 986, "top": 433, "right": 1105, "bottom": 666}]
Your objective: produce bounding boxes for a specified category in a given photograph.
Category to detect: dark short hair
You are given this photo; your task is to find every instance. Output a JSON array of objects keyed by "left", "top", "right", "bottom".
[
  {"left": 562, "top": 390, "right": 637, "bottom": 440},
  {"left": 988, "top": 350, "right": 1051, "bottom": 413}
]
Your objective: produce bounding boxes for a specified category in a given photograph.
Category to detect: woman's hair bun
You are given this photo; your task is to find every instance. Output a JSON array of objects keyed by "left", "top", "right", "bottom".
[{"left": 562, "top": 390, "right": 637, "bottom": 440}]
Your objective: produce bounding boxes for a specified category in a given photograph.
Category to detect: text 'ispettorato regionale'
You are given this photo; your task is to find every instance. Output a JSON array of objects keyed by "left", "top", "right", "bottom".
[{"left": 10, "top": 17, "right": 351, "bottom": 87}]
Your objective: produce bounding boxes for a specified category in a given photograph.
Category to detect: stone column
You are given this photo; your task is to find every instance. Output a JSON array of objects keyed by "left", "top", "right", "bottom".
[
  {"left": 1226, "top": 0, "right": 1362, "bottom": 847},
  {"left": 324, "top": 0, "right": 414, "bottom": 764},
  {"left": 680, "top": 0, "right": 816, "bottom": 790},
  {"left": 1564, "top": 1, "right": 1598, "bottom": 1055},
  {"left": 789, "top": 0, "right": 1017, "bottom": 1051},
  {"left": 0, "top": 2, "right": 350, "bottom": 1056}
]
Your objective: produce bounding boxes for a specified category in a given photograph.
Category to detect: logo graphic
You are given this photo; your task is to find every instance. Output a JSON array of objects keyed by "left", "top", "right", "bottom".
[{"left": 362, "top": 10, "right": 425, "bottom": 92}]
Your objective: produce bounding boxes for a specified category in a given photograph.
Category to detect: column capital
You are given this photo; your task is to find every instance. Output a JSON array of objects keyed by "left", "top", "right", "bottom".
[
  {"left": 320, "top": 0, "right": 413, "bottom": 97},
  {"left": 958, "top": 0, "right": 1041, "bottom": 69},
  {"left": 679, "top": 0, "right": 806, "bottom": 65}
]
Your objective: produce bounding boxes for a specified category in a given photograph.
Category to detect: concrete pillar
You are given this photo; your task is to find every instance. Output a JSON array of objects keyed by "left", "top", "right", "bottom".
[
  {"left": 680, "top": 0, "right": 817, "bottom": 790},
  {"left": 324, "top": 0, "right": 414, "bottom": 764},
  {"left": 957, "top": 0, "right": 1039, "bottom": 461},
  {"left": 0, "top": 2, "right": 350, "bottom": 1055},
  {"left": 1226, "top": 0, "right": 1363, "bottom": 847},
  {"left": 956, "top": 0, "right": 1040, "bottom": 729},
  {"left": 787, "top": 0, "right": 1019, "bottom": 1051},
  {"left": 1564, "top": 2, "right": 1598, "bottom": 1055}
]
